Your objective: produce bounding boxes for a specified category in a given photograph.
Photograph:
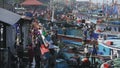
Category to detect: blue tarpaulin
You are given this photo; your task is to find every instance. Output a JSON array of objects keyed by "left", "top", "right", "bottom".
[{"left": 113, "top": 5, "right": 118, "bottom": 15}]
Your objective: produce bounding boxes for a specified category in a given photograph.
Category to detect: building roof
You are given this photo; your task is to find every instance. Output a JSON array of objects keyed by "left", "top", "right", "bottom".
[
  {"left": 21, "top": 0, "right": 43, "bottom": 6},
  {"left": 0, "top": 8, "right": 21, "bottom": 25}
]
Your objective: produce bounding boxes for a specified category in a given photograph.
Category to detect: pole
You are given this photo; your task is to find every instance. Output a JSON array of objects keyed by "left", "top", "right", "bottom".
[
  {"left": 51, "top": 0, "right": 55, "bottom": 22},
  {"left": 110, "top": 49, "right": 113, "bottom": 59},
  {"left": 51, "top": 6, "right": 55, "bottom": 22}
]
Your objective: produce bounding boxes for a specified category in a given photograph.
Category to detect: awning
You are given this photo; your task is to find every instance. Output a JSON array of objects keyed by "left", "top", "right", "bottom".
[
  {"left": 21, "top": 0, "right": 43, "bottom": 6},
  {"left": 0, "top": 8, "right": 21, "bottom": 25}
]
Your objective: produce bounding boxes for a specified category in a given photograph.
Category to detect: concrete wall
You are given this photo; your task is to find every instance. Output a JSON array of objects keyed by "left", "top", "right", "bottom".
[{"left": 6, "top": 26, "right": 16, "bottom": 54}]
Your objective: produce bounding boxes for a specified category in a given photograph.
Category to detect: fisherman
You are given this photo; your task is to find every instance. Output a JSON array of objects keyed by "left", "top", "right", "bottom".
[
  {"left": 34, "top": 34, "right": 42, "bottom": 68},
  {"left": 89, "top": 28, "right": 94, "bottom": 40},
  {"left": 46, "top": 32, "right": 51, "bottom": 42},
  {"left": 34, "top": 45, "right": 41, "bottom": 68},
  {"left": 91, "top": 44, "right": 97, "bottom": 65},
  {"left": 82, "top": 34, "right": 87, "bottom": 45},
  {"left": 51, "top": 30, "right": 58, "bottom": 45},
  {"left": 84, "top": 45, "right": 89, "bottom": 58},
  {"left": 31, "top": 19, "right": 42, "bottom": 68}
]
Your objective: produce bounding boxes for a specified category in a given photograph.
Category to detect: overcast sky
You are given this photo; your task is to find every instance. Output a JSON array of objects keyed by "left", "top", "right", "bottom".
[{"left": 76, "top": 0, "right": 120, "bottom": 4}]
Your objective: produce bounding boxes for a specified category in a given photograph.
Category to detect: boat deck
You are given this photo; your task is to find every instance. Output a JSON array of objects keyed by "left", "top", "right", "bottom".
[{"left": 99, "top": 39, "right": 120, "bottom": 50}]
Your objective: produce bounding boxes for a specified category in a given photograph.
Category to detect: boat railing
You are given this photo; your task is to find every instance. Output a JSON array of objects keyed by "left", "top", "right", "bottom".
[
  {"left": 95, "top": 31, "right": 120, "bottom": 36},
  {"left": 99, "top": 41, "right": 120, "bottom": 51}
]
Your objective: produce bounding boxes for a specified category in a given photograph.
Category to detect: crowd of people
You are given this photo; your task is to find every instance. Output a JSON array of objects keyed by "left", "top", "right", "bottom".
[
  {"left": 27, "top": 17, "right": 58, "bottom": 68},
  {"left": 11, "top": 7, "right": 101, "bottom": 68}
]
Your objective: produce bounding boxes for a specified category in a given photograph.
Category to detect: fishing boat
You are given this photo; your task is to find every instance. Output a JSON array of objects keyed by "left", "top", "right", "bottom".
[
  {"left": 95, "top": 20, "right": 120, "bottom": 34},
  {"left": 101, "top": 57, "right": 120, "bottom": 68},
  {"left": 98, "top": 37, "right": 120, "bottom": 57}
]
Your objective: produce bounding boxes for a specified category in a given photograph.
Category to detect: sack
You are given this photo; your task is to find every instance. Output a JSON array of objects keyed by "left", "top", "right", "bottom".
[{"left": 40, "top": 44, "right": 49, "bottom": 55}]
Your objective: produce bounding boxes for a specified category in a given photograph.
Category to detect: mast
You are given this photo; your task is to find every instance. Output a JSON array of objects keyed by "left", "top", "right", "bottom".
[
  {"left": 113, "top": 0, "right": 118, "bottom": 19},
  {"left": 105, "top": 0, "right": 109, "bottom": 21},
  {"left": 112, "top": 0, "right": 115, "bottom": 18},
  {"left": 51, "top": 5, "right": 55, "bottom": 22},
  {"left": 89, "top": 0, "right": 92, "bottom": 10},
  {"left": 51, "top": 0, "right": 55, "bottom": 22},
  {"left": 97, "top": 0, "right": 98, "bottom": 9},
  {"left": 89, "top": 0, "right": 92, "bottom": 16},
  {"left": 112, "top": 0, "right": 114, "bottom": 4},
  {"left": 102, "top": 0, "right": 104, "bottom": 15},
  {"left": 116, "top": 0, "right": 118, "bottom": 19}
]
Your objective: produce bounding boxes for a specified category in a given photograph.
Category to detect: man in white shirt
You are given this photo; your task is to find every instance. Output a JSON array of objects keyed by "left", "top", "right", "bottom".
[{"left": 84, "top": 45, "right": 89, "bottom": 58}]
